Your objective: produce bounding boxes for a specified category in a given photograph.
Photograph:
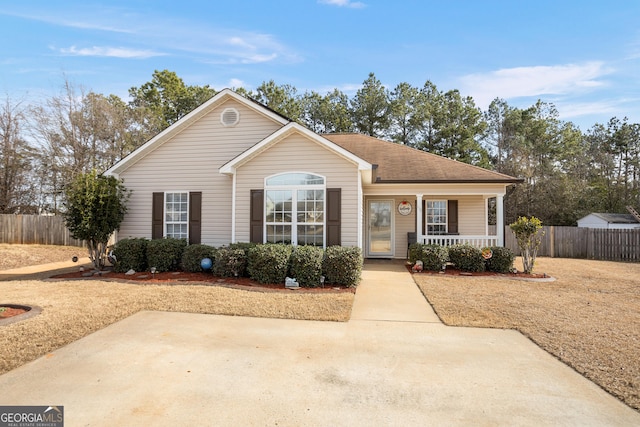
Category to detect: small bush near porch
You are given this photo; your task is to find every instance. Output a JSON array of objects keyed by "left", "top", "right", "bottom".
[{"left": 409, "top": 243, "right": 515, "bottom": 273}]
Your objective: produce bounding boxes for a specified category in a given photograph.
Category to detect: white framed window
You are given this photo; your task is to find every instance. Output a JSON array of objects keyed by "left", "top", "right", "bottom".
[
  {"left": 265, "top": 173, "right": 325, "bottom": 246},
  {"left": 165, "top": 192, "right": 189, "bottom": 239},
  {"left": 426, "top": 200, "right": 447, "bottom": 234}
]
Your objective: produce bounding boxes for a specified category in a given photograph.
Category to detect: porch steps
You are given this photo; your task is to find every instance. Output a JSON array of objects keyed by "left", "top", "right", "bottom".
[{"left": 627, "top": 205, "right": 640, "bottom": 223}]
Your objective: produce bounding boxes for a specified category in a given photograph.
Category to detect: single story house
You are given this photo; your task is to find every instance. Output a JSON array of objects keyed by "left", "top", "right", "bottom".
[
  {"left": 105, "top": 89, "right": 521, "bottom": 258},
  {"left": 577, "top": 213, "right": 640, "bottom": 230}
]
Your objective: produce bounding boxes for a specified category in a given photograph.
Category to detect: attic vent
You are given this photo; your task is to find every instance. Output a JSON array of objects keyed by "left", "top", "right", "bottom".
[{"left": 221, "top": 108, "right": 240, "bottom": 126}]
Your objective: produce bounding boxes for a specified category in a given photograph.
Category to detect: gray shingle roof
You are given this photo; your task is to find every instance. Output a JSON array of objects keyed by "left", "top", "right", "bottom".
[{"left": 590, "top": 213, "right": 639, "bottom": 224}]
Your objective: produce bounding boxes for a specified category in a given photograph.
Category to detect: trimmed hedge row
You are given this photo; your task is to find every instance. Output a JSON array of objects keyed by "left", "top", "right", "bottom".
[
  {"left": 110, "top": 239, "right": 362, "bottom": 287},
  {"left": 409, "top": 243, "right": 515, "bottom": 273}
]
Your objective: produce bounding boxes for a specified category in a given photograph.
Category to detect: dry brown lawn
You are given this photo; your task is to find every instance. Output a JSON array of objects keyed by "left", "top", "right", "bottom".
[
  {"left": 0, "top": 244, "right": 85, "bottom": 270},
  {"left": 0, "top": 245, "right": 353, "bottom": 376},
  {"left": 2, "top": 245, "right": 639, "bottom": 412},
  {"left": 413, "top": 257, "right": 640, "bottom": 412}
]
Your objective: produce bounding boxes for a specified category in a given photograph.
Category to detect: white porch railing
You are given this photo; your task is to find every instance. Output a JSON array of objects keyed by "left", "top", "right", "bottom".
[{"left": 419, "top": 235, "right": 498, "bottom": 248}]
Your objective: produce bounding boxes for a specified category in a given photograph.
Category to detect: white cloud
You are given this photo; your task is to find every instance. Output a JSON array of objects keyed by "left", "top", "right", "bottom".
[
  {"left": 459, "top": 62, "right": 614, "bottom": 108},
  {"left": 58, "top": 46, "right": 166, "bottom": 59},
  {"left": 0, "top": 10, "right": 134, "bottom": 33},
  {"left": 4, "top": 5, "right": 301, "bottom": 66},
  {"left": 555, "top": 100, "right": 619, "bottom": 118},
  {"left": 228, "top": 78, "right": 246, "bottom": 89},
  {"left": 194, "top": 31, "right": 300, "bottom": 65},
  {"left": 318, "top": 0, "right": 366, "bottom": 9}
]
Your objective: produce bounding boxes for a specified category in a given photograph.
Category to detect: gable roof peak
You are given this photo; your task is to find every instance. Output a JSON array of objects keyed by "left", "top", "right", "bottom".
[{"left": 105, "top": 88, "right": 289, "bottom": 176}]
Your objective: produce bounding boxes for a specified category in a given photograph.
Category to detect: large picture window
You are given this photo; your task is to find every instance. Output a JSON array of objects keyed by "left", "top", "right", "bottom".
[
  {"left": 165, "top": 192, "right": 189, "bottom": 239},
  {"left": 265, "top": 173, "right": 325, "bottom": 246},
  {"left": 426, "top": 200, "right": 447, "bottom": 234}
]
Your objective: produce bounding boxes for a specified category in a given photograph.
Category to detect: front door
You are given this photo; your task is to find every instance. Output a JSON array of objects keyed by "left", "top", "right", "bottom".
[{"left": 367, "top": 200, "right": 393, "bottom": 257}]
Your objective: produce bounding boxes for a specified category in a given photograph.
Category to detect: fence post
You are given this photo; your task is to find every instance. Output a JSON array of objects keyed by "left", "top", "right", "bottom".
[{"left": 549, "top": 226, "right": 555, "bottom": 258}]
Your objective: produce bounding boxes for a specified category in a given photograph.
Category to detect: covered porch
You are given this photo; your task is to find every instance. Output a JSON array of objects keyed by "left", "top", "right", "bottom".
[
  {"left": 363, "top": 189, "right": 506, "bottom": 259},
  {"left": 414, "top": 193, "right": 504, "bottom": 248}
]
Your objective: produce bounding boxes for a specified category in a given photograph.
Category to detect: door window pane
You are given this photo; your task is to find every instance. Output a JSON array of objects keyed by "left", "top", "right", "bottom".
[{"left": 368, "top": 201, "right": 392, "bottom": 255}]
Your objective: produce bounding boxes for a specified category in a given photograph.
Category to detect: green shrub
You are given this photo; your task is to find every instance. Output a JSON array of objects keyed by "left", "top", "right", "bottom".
[
  {"left": 247, "top": 244, "right": 293, "bottom": 284},
  {"left": 289, "top": 245, "right": 324, "bottom": 287},
  {"left": 228, "top": 242, "right": 258, "bottom": 255},
  {"left": 181, "top": 244, "right": 217, "bottom": 273},
  {"left": 228, "top": 242, "right": 257, "bottom": 276},
  {"left": 484, "top": 246, "right": 515, "bottom": 273},
  {"left": 214, "top": 247, "right": 247, "bottom": 277},
  {"left": 322, "top": 246, "right": 363, "bottom": 287},
  {"left": 409, "top": 243, "right": 448, "bottom": 271},
  {"left": 448, "top": 244, "right": 485, "bottom": 272},
  {"left": 146, "top": 238, "right": 187, "bottom": 272},
  {"left": 510, "top": 216, "right": 544, "bottom": 274},
  {"left": 112, "top": 238, "right": 148, "bottom": 273},
  {"left": 408, "top": 242, "right": 423, "bottom": 264}
]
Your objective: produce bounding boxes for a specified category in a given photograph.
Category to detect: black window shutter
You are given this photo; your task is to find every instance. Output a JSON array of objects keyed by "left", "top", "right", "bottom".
[
  {"left": 189, "top": 192, "right": 202, "bottom": 244},
  {"left": 326, "top": 188, "right": 341, "bottom": 246},
  {"left": 250, "top": 189, "right": 264, "bottom": 243},
  {"left": 152, "top": 192, "right": 164, "bottom": 239},
  {"left": 448, "top": 200, "right": 459, "bottom": 234}
]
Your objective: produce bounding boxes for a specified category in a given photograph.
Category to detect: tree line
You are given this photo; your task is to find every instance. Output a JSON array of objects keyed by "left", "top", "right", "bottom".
[{"left": 1, "top": 70, "right": 638, "bottom": 225}]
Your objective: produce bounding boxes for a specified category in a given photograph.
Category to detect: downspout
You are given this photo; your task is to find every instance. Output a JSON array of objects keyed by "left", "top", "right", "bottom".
[{"left": 231, "top": 172, "right": 237, "bottom": 244}]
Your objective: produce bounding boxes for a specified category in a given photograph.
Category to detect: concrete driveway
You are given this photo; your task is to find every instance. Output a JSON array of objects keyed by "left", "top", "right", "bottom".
[{"left": 0, "top": 260, "right": 638, "bottom": 426}]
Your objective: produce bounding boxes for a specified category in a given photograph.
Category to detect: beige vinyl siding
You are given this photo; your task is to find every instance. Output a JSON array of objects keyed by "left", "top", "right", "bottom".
[
  {"left": 235, "top": 134, "right": 360, "bottom": 246},
  {"left": 393, "top": 197, "right": 416, "bottom": 257},
  {"left": 457, "top": 195, "right": 487, "bottom": 235},
  {"left": 117, "top": 99, "right": 283, "bottom": 246}
]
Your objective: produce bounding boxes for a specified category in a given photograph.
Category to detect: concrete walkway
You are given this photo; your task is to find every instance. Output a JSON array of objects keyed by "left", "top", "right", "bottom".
[
  {"left": 0, "top": 257, "right": 92, "bottom": 281},
  {"left": 351, "top": 259, "right": 440, "bottom": 323},
  {"left": 0, "top": 259, "right": 639, "bottom": 425}
]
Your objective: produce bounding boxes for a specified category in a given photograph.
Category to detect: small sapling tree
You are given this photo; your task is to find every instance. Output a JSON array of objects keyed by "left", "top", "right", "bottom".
[
  {"left": 509, "top": 216, "right": 544, "bottom": 274},
  {"left": 63, "top": 170, "right": 131, "bottom": 270}
]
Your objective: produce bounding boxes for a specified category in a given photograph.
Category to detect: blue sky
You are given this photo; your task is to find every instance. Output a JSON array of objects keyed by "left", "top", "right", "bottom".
[{"left": 1, "top": 0, "right": 639, "bottom": 130}]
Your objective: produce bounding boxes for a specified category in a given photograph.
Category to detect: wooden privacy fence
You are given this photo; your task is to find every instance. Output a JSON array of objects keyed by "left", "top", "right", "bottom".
[
  {"left": 501, "top": 226, "right": 640, "bottom": 262},
  {"left": 0, "top": 214, "right": 85, "bottom": 247}
]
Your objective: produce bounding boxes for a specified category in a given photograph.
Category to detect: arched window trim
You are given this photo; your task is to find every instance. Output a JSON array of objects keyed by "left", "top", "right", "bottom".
[{"left": 265, "top": 172, "right": 325, "bottom": 188}]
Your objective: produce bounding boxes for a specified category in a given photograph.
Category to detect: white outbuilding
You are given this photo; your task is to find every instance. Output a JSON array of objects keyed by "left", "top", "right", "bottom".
[{"left": 577, "top": 213, "right": 640, "bottom": 229}]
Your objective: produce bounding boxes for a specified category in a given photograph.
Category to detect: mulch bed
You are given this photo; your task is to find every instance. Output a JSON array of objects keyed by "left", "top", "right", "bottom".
[
  {"left": 0, "top": 306, "right": 28, "bottom": 319},
  {"left": 51, "top": 269, "right": 356, "bottom": 293},
  {"left": 404, "top": 264, "right": 549, "bottom": 279}
]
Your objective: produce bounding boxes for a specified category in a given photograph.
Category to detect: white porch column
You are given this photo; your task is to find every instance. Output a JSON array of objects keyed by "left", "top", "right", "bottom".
[
  {"left": 496, "top": 194, "right": 504, "bottom": 246},
  {"left": 416, "top": 194, "right": 423, "bottom": 242}
]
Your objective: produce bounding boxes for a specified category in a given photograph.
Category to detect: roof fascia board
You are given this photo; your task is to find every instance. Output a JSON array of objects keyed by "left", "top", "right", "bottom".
[{"left": 373, "top": 178, "right": 523, "bottom": 184}]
